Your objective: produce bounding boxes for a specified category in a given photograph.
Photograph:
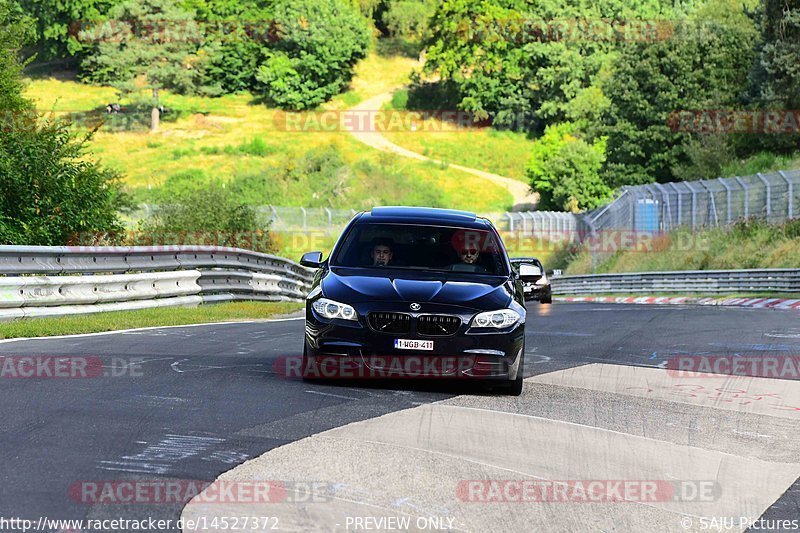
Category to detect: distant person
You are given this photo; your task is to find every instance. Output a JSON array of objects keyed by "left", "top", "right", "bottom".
[{"left": 371, "top": 238, "right": 394, "bottom": 267}]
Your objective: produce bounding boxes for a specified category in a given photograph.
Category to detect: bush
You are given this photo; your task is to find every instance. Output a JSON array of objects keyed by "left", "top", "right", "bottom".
[
  {"left": 0, "top": 0, "right": 126, "bottom": 246},
  {"left": 256, "top": 0, "right": 370, "bottom": 109},
  {"left": 526, "top": 123, "right": 611, "bottom": 212},
  {"left": 140, "top": 183, "right": 274, "bottom": 252}
]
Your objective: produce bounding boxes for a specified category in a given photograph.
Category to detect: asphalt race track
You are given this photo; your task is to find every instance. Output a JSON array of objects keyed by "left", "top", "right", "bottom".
[{"left": 1, "top": 303, "right": 799, "bottom": 532}]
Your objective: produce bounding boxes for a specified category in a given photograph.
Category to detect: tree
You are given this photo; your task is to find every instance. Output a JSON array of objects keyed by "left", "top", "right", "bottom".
[
  {"left": 422, "top": 0, "right": 675, "bottom": 132},
  {"left": 752, "top": 0, "right": 800, "bottom": 108},
  {"left": 183, "top": 0, "right": 274, "bottom": 94},
  {"left": 18, "top": 0, "right": 120, "bottom": 60},
  {"left": 0, "top": 0, "right": 126, "bottom": 245},
  {"left": 382, "top": 0, "right": 436, "bottom": 39},
  {"left": 748, "top": 0, "right": 800, "bottom": 151},
  {"left": 600, "top": 18, "right": 756, "bottom": 187},
  {"left": 80, "top": 0, "right": 219, "bottom": 129},
  {"left": 526, "top": 123, "right": 611, "bottom": 211},
  {"left": 256, "top": 0, "right": 370, "bottom": 109}
]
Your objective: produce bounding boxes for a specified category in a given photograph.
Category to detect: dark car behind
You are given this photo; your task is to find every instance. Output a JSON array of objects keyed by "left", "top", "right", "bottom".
[{"left": 510, "top": 257, "right": 552, "bottom": 304}]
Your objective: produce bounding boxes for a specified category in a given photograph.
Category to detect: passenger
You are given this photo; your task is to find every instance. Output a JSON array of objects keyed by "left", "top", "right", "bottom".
[{"left": 451, "top": 246, "right": 488, "bottom": 273}]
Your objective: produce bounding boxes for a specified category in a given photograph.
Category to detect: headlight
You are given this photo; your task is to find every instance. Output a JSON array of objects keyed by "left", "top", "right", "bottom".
[
  {"left": 471, "top": 309, "right": 520, "bottom": 329},
  {"left": 312, "top": 298, "right": 357, "bottom": 321},
  {"left": 535, "top": 275, "right": 548, "bottom": 286}
]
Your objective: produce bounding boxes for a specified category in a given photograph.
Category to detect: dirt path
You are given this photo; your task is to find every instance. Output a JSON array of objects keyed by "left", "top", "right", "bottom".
[{"left": 347, "top": 92, "right": 538, "bottom": 210}]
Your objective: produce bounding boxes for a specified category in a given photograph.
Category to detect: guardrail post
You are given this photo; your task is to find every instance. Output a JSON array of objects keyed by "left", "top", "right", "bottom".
[
  {"left": 653, "top": 183, "right": 672, "bottom": 231},
  {"left": 505, "top": 212, "right": 514, "bottom": 232},
  {"left": 300, "top": 207, "right": 307, "bottom": 233},
  {"left": 717, "top": 177, "right": 733, "bottom": 224},
  {"left": 668, "top": 182, "right": 682, "bottom": 226},
  {"left": 685, "top": 181, "right": 698, "bottom": 229},
  {"left": 581, "top": 215, "right": 599, "bottom": 273},
  {"left": 698, "top": 180, "right": 719, "bottom": 226},
  {"left": 756, "top": 173, "right": 772, "bottom": 218},
  {"left": 778, "top": 170, "right": 794, "bottom": 218},
  {"left": 734, "top": 176, "right": 749, "bottom": 218},
  {"left": 325, "top": 208, "right": 332, "bottom": 235}
]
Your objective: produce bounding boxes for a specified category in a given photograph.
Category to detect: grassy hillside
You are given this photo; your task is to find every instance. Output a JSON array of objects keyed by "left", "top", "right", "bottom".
[
  {"left": 382, "top": 89, "right": 535, "bottom": 182},
  {"left": 23, "top": 51, "right": 514, "bottom": 213},
  {"left": 561, "top": 219, "right": 800, "bottom": 274}
]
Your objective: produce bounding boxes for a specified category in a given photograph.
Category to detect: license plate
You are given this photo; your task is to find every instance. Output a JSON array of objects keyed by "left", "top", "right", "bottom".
[{"left": 394, "top": 339, "right": 434, "bottom": 351}]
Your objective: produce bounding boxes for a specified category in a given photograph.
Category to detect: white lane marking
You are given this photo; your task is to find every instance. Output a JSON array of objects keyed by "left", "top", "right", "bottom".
[
  {"left": 169, "top": 360, "right": 273, "bottom": 374},
  {"left": 0, "top": 316, "right": 304, "bottom": 344},
  {"left": 732, "top": 429, "right": 773, "bottom": 439},
  {"left": 170, "top": 359, "right": 189, "bottom": 373},
  {"left": 527, "top": 354, "right": 552, "bottom": 364},
  {"left": 137, "top": 395, "right": 189, "bottom": 403},
  {"left": 305, "top": 390, "right": 359, "bottom": 401}
]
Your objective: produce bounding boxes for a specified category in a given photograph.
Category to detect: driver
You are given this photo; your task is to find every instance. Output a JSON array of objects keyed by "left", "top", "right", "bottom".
[{"left": 371, "top": 238, "right": 394, "bottom": 266}]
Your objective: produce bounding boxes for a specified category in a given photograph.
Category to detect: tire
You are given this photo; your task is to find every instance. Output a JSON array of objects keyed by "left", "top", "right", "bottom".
[
  {"left": 301, "top": 344, "right": 315, "bottom": 382},
  {"left": 497, "top": 349, "right": 524, "bottom": 396},
  {"left": 541, "top": 291, "right": 552, "bottom": 304}
]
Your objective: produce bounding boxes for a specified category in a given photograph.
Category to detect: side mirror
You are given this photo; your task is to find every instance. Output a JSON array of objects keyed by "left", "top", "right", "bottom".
[
  {"left": 300, "top": 251, "right": 324, "bottom": 268},
  {"left": 518, "top": 263, "right": 543, "bottom": 282}
]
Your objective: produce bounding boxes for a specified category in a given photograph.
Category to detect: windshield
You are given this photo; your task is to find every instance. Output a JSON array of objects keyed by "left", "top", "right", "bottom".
[{"left": 332, "top": 223, "right": 509, "bottom": 276}]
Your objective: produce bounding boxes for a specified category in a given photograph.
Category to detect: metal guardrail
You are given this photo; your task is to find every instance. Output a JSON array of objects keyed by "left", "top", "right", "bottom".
[
  {"left": 0, "top": 246, "right": 315, "bottom": 321},
  {"left": 551, "top": 269, "right": 800, "bottom": 295}
]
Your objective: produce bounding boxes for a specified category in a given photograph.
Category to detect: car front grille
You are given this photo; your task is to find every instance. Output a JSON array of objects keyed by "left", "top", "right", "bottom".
[
  {"left": 417, "top": 315, "right": 461, "bottom": 336},
  {"left": 368, "top": 312, "right": 411, "bottom": 334}
]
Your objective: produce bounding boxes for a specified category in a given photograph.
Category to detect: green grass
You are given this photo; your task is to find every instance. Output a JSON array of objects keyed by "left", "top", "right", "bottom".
[
  {"left": 272, "top": 231, "right": 341, "bottom": 263},
  {"left": 560, "top": 293, "right": 799, "bottom": 299},
  {"left": 721, "top": 151, "right": 800, "bottom": 177},
  {"left": 0, "top": 301, "right": 302, "bottom": 339},
  {"left": 382, "top": 89, "right": 535, "bottom": 182},
  {"left": 562, "top": 219, "right": 800, "bottom": 274}
]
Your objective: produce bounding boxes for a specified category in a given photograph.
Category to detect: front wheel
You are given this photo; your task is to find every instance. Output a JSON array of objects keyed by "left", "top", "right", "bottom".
[
  {"left": 497, "top": 349, "right": 524, "bottom": 396},
  {"left": 540, "top": 291, "right": 552, "bottom": 304},
  {"left": 499, "top": 372, "right": 524, "bottom": 396},
  {"left": 301, "top": 345, "right": 315, "bottom": 382}
]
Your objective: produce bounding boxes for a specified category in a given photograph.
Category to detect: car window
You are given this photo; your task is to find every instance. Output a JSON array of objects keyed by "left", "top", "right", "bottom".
[{"left": 332, "top": 223, "right": 508, "bottom": 276}]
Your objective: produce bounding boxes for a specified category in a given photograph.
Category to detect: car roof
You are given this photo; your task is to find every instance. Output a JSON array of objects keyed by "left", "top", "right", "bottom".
[
  {"left": 510, "top": 257, "right": 542, "bottom": 263},
  {"left": 358, "top": 206, "right": 491, "bottom": 229}
]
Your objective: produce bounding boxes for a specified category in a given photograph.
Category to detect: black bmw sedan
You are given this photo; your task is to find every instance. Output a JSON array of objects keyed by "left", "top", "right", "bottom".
[{"left": 299, "top": 206, "right": 541, "bottom": 395}]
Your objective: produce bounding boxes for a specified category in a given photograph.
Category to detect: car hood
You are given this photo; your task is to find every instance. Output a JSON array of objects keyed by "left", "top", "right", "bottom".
[{"left": 321, "top": 267, "right": 513, "bottom": 310}]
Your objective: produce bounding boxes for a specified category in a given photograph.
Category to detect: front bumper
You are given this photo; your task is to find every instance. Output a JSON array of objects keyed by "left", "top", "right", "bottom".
[{"left": 304, "top": 303, "right": 525, "bottom": 381}]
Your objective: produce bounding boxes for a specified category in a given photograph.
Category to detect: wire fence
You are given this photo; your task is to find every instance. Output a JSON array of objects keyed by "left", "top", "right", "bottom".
[
  {"left": 129, "top": 169, "right": 799, "bottom": 249},
  {"left": 586, "top": 169, "right": 800, "bottom": 234}
]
